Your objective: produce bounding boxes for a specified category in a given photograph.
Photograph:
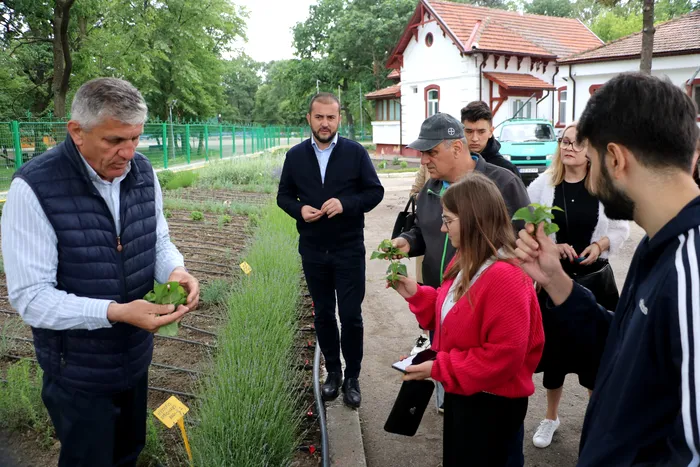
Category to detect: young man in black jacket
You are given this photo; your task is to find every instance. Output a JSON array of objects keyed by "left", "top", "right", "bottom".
[
  {"left": 277, "top": 93, "right": 384, "bottom": 408},
  {"left": 461, "top": 101, "right": 521, "bottom": 179},
  {"left": 516, "top": 73, "right": 700, "bottom": 466}
]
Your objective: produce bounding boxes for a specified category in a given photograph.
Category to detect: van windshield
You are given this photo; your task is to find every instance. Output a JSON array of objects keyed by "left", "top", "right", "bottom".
[{"left": 500, "top": 124, "right": 556, "bottom": 143}]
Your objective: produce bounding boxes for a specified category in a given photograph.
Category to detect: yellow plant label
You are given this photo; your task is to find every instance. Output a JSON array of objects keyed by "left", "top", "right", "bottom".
[
  {"left": 240, "top": 261, "right": 252, "bottom": 275},
  {"left": 154, "top": 396, "right": 189, "bottom": 429}
]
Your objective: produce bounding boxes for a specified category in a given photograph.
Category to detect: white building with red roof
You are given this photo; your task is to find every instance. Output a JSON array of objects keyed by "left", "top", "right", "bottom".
[
  {"left": 366, "top": 0, "right": 603, "bottom": 156},
  {"left": 558, "top": 11, "right": 700, "bottom": 125}
]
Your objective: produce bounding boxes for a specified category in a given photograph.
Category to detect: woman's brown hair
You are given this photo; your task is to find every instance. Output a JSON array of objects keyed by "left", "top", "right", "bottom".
[{"left": 441, "top": 172, "right": 516, "bottom": 301}]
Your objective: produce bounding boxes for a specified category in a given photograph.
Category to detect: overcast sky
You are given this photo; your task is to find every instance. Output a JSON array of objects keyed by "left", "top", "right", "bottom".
[{"left": 230, "top": 0, "right": 318, "bottom": 63}]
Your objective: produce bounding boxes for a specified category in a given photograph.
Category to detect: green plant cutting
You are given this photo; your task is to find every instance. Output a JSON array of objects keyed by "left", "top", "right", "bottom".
[
  {"left": 144, "top": 282, "right": 188, "bottom": 336},
  {"left": 512, "top": 203, "right": 563, "bottom": 236},
  {"left": 370, "top": 239, "right": 408, "bottom": 285}
]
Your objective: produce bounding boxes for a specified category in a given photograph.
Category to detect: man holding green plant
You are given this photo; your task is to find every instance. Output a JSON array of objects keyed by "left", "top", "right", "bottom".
[
  {"left": 1, "top": 78, "right": 199, "bottom": 467},
  {"left": 277, "top": 93, "right": 384, "bottom": 408}
]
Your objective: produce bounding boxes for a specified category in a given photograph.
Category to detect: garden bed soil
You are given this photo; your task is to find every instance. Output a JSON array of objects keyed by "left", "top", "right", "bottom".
[{"left": 0, "top": 187, "right": 321, "bottom": 467}]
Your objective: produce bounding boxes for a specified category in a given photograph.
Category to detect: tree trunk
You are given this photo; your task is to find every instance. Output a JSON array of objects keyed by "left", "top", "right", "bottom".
[
  {"left": 341, "top": 81, "right": 355, "bottom": 140},
  {"left": 51, "top": 0, "right": 76, "bottom": 118},
  {"left": 640, "top": 0, "right": 655, "bottom": 75}
]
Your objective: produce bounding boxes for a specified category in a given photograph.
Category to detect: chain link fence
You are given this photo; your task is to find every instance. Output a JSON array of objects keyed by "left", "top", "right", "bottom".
[{"left": 0, "top": 121, "right": 372, "bottom": 192}]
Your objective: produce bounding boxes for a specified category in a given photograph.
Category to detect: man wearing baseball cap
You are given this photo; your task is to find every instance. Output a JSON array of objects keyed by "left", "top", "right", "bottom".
[{"left": 391, "top": 112, "right": 529, "bottom": 425}]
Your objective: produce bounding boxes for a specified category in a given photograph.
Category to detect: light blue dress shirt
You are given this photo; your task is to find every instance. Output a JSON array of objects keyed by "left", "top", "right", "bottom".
[
  {"left": 1, "top": 157, "right": 185, "bottom": 331},
  {"left": 310, "top": 133, "right": 339, "bottom": 184}
]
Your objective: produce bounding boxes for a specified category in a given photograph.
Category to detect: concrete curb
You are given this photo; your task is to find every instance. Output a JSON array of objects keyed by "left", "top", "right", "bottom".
[{"left": 326, "top": 398, "right": 368, "bottom": 467}]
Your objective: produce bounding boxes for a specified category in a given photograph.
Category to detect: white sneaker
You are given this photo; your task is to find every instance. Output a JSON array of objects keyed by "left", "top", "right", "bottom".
[
  {"left": 533, "top": 418, "right": 560, "bottom": 448},
  {"left": 410, "top": 334, "right": 430, "bottom": 356}
]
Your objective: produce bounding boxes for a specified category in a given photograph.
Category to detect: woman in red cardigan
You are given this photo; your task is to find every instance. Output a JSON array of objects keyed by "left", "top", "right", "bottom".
[{"left": 392, "top": 173, "right": 544, "bottom": 467}]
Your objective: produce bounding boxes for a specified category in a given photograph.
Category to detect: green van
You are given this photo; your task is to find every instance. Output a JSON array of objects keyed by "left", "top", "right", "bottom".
[{"left": 496, "top": 118, "right": 558, "bottom": 185}]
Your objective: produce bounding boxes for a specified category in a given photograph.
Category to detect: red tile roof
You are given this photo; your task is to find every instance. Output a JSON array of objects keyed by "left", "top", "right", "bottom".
[
  {"left": 387, "top": 69, "right": 400, "bottom": 79},
  {"left": 560, "top": 10, "right": 700, "bottom": 64},
  {"left": 365, "top": 85, "right": 401, "bottom": 100},
  {"left": 483, "top": 72, "right": 556, "bottom": 90},
  {"left": 387, "top": 0, "right": 603, "bottom": 68}
]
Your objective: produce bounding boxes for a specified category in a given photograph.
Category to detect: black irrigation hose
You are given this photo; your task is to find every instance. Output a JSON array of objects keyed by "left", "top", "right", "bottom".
[
  {"left": 0, "top": 308, "right": 18, "bottom": 315},
  {"left": 5, "top": 335, "right": 32, "bottom": 343},
  {"left": 180, "top": 323, "right": 217, "bottom": 337},
  {"left": 147, "top": 385, "right": 198, "bottom": 399},
  {"left": 187, "top": 311, "right": 225, "bottom": 321},
  {"left": 154, "top": 334, "right": 217, "bottom": 349},
  {"left": 4, "top": 355, "right": 200, "bottom": 376},
  {"left": 313, "top": 341, "right": 330, "bottom": 467}
]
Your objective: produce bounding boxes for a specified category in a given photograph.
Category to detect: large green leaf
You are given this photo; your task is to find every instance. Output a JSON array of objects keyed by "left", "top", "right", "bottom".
[{"left": 143, "top": 282, "right": 188, "bottom": 336}]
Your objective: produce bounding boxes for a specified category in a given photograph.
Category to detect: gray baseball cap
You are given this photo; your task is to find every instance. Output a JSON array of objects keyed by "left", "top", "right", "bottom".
[{"left": 407, "top": 113, "right": 465, "bottom": 152}]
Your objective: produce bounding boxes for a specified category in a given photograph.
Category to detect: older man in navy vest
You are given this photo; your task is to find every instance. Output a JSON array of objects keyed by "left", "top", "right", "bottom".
[{"left": 1, "top": 78, "right": 199, "bottom": 467}]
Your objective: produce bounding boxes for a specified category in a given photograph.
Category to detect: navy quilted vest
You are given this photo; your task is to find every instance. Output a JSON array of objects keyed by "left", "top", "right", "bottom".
[{"left": 14, "top": 135, "right": 157, "bottom": 394}]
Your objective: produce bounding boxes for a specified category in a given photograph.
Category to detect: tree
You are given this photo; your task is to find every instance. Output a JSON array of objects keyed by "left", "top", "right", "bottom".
[
  {"left": 51, "top": 0, "right": 76, "bottom": 117},
  {"left": 525, "top": 0, "right": 575, "bottom": 17},
  {"left": 221, "top": 54, "right": 262, "bottom": 123},
  {"left": 639, "top": 0, "right": 655, "bottom": 74},
  {"left": 293, "top": 0, "right": 415, "bottom": 136},
  {"left": 449, "top": 0, "right": 510, "bottom": 8}
]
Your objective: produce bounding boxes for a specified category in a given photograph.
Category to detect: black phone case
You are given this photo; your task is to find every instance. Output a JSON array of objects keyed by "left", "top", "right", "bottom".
[{"left": 383, "top": 380, "right": 435, "bottom": 437}]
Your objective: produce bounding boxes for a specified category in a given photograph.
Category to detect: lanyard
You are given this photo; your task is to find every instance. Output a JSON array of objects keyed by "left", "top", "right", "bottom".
[{"left": 438, "top": 183, "right": 449, "bottom": 285}]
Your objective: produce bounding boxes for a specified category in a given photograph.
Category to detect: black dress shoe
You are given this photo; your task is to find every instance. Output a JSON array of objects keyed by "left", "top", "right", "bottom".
[
  {"left": 342, "top": 377, "right": 361, "bottom": 408},
  {"left": 322, "top": 372, "right": 342, "bottom": 401}
]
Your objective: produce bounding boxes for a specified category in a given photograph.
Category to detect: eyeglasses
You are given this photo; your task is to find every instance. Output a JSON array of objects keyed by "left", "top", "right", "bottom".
[
  {"left": 441, "top": 215, "right": 458, "bottom": 227},
  {"left": 559, "top": 138, "right": 586, "bottom": 152}
]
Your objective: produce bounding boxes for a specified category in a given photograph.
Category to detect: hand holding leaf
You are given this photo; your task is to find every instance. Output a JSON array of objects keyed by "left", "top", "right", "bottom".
[
  {"left": 371, "top": 239, "right": 408, "bottom": 285},
  {"left": 512, "top": 203, "right": 562, "bottom": 236},
  {"left": 144, "top": 282, "right": 188, "bottom": 336}
]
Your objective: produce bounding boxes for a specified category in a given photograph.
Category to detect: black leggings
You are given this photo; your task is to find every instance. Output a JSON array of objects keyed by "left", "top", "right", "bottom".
[{"left": 443, "top": 392, "right": 527, "bottom": 467}]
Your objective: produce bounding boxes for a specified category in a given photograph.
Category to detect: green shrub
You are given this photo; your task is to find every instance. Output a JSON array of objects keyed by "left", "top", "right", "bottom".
[
  {"left": 190, "top": 211, "right": 204, "bottom": 221},
  {"left": 196, "top": 151, "right": 284, "bottom": 187},
  {"left": 392, "top": 156, "right": 401, "bottom": 166},
  {"left": 400, "top": 161, "right": 408, "bottom": 169},
  {"left": 217, "top": 214, "right": 233, "bottom": 228},
  {"left": 0, "top": 360, "right": 54, "bottom": 447},
  {"left": 163, "top": 209, "right": 172, "bottom": 219},
  {"left": 201, "top": 278, "right": 232, "bottom": 306},
  {"left": 157, "top": 170, "right": 175, "bottom": 188},
  {"left": 191, "top": 205, "right": 302, "bottom": 467},
  {"left": 378, "top": 160, "right": 387, "bottom": 170},
  {"left": 165, "top": 171, "right": 198, "bottom": 190}
]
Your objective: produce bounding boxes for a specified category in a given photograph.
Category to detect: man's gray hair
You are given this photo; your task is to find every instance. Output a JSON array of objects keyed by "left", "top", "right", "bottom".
[
  {"left": 443, "top": 137, "right": 468, "bottom": 148},
  {"left": 71, "top": 78, "right": 148, "bottom": 130}
]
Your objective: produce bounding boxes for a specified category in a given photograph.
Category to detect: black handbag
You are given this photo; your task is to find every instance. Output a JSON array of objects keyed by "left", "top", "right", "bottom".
[
  {"left": 571, "top": 259, "right": 619, "bottom": 311},
  {"left": 392, "top": 195, "right": 416, "bottom": 239},
  {"left": 561, "top": 183, "right": 620, "bottom": 311},
  {"left": 383, "top": 380, "right": 435, "bottom": 436}
]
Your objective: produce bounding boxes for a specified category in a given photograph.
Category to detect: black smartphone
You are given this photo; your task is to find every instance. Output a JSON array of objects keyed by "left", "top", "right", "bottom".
[{"left": 391, "top": 348, "right": 437, "bottom": 373}]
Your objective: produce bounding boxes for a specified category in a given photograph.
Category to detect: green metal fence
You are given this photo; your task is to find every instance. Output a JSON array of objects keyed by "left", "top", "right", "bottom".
[{"left": 0, "top": 121, "right": 372, "bottom": 192}]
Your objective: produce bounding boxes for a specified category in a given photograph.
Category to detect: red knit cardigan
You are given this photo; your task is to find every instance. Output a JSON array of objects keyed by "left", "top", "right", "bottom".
[{"left": 406, "top": 258, "right": 544, "bottom": 398}]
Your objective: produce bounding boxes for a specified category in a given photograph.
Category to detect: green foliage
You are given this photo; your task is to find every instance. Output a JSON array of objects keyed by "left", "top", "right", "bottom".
[
  {"left": 525, "top": 0, "right": 575, "bottom": 17},
  {"left": 190, "top": 211, "right": 204, "bottom": 221},
  {"left": 191, "top": 205, "right": 302, "bottom": 466},
  {"left": 378, "top": 160, "right": 388, "bottom": 169},
  {"left": 217, "top": 214, "right": 233, "bottom": 228},
  {"left": 157, "top": 170, "right": 176, "bottom": 188},
  {"left": 163, "top": 197, "right": 260, "bottom": 217},
  {"left": 392, "top": 157, "right": 401, "bottom": 166},
  {"left": 165, "top": 171, "right": 198, "bottom": 190},
  {"left": 144, "top": 282, "right": 188, "bottom": 336},
  {"left": 512, "top": 203, "right": 563, "bottom": 236},
  {"left": 138, "top": 413, "right": 167, "bottom": 467},
  {"left": 196, "top": 150, "right": 285, "bottom": 187},
  {"left": 400, "top": 161, "right": 408, "bottom": 169},
  {"left": 0, "top": 360, "right": 54, "bottom": 447},
  {"left": 201, "top": 278, "right": 232, "bottom": 306},
  {"left": 371, "top": 239, "right": 408, "bottom": 283},
  {"left": 163, "top": 209, "right": 172, "bottom": 219}
]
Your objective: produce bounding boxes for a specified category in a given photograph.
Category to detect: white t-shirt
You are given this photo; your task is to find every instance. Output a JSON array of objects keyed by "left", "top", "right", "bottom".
[{"left": 440, "top": 257, "right": 497, "bottom": 324}]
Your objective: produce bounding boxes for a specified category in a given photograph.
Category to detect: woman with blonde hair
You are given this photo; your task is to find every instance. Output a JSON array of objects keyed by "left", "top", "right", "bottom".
[
  {"left": 391, "top": 173, "right": 544, "bottom": 466},
  {"left": 528, "top": 121, "right": 629, "bottom": 449}
]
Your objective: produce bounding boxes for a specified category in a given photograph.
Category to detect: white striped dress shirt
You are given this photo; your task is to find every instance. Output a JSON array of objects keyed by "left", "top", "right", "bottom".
[{"left": 1, "top": 158, "right": 184, "bottom": 331}]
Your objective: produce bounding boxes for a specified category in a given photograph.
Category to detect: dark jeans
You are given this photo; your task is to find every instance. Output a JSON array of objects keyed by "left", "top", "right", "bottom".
[
  {"left": 41, "top": 372, "right": 148, "bottom": 467},
  {"left": 443, "top": 392, "right": 527, "bottom": 467},
  {"left": 302, "top": 246, "right": 365, "bottom": 379}
]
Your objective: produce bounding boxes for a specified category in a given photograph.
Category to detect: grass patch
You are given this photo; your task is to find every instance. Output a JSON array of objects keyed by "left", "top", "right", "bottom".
[
  {"left": 195, "top": 150, "right": 284, "bottom": 188},
  {"left": 163, "top": 197, "right": 260, "bottom": 217},
  {"left": 191, "top": 204, "right": 302, "bottom": 467},
  {"left": 165, "top": 170, "right": 198, "bottom": 190},
  {"left": 201, "top": 278, "right": 232, "bottom": 306},
  {"left": 377, "top": 167, "right": 419, "bottom": 174},
  {"left": 190, "top": 211, "right": 204, "bottom": 221},
  {"left": 157, "top": 170, "right": 175, "bottom": 188},
  {"left": 0, "top": 360, "right": 54, "bottom": 447},
  {"left": 137, "top": 412, "right": 168, "bottom": 467}
]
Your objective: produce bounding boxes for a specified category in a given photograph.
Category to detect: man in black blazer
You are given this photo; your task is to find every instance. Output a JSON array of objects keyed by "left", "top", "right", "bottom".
[{"left": 277, "top": 93, "right": 384, "bottom": 408}]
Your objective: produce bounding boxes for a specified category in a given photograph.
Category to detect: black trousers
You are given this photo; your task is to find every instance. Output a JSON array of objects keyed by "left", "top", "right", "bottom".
[
  {"left": 41, "top": 372, "right": 148, "bottom": 467},
  {"left": 302, "top": 247, "right": 365, "bottom": 379},
  {"left": 443, "top": 392, "right": 527, "bottom": 467}
]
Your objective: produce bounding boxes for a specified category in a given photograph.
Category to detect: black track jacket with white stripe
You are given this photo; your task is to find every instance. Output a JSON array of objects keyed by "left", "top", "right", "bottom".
[{"left": 547, "top": 196, "right": 700, "bottom": 466}]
